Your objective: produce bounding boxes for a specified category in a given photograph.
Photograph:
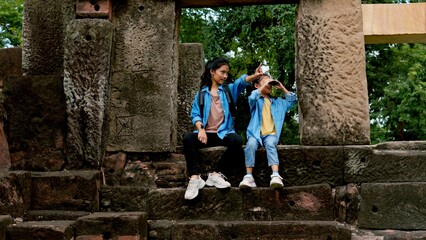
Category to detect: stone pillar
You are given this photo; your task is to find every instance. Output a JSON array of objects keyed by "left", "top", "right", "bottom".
[
  {"left": 22, "top": 0, "right": 75, "bottom": 76},
  {"left": 64, "top": 19, "right": 113, "bottom": 168},
  {"left": 107, "top": 0, "right": 178, "bottom": 152},
  {"left": 177, "top": 43, "right": 204, "bottom": 144},
  {"left": 295, "top": 0, "right": 370, "bottom": 145}
]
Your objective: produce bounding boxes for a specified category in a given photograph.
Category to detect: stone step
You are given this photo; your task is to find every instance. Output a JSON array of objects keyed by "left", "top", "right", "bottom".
[
  {"left": 104, "top": 143, "right": 426, "bottom": 189},
  {"left": 6, "top": 220, "right": 75, "bottom": 240},
  {"left": 30, "top": 170, "right": 101, "bottom": 212},
  {"left": 100, "top": 184, "right": 337, "bottom": 222},
  {"left": 23, "top": 210, "right": 91, "bottom": 221},
  {"left": 352, "top": 228, "right": 426, "bottom": 240},
  {"left": 148, "top": 220, "right": 352, "bottom": 240},
  {"left": 359, "top": 182, "right": 426, "bottom": 230},
  {"left": 5, "top": 212, "right": 148, "bottom": 240}
]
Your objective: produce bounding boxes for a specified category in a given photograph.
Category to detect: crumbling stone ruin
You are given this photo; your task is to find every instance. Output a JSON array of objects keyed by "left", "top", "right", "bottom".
[{"left": 0, "top": 0, "right": 426, "bottom": 239}]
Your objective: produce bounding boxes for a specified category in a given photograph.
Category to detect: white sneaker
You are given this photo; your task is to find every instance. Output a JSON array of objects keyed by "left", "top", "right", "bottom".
[
  {"left": 239, "top": 175, "right": 257, "bottom": 189},
  {"left": 270, "top": 175, "right": 284, "bottom": 188},
  {"left": 205, "top": 172, "right": 231, "bottom": 188},
  {"left": 184, "top": 177, "right": 206, "bottom": 200}
]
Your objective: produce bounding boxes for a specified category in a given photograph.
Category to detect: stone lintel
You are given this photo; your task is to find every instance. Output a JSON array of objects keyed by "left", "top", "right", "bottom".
[
  {"left": 76, "top": 0, "right": 112, "bottom": 19},
  {"left": 359, "top": 182, "right": 426, "bottom": 230},
  {"left": 177, "top": 0, "right": 298, "bottom": 8},
  {"left": 363, "top": 3, "right": 426, "bottom": 44}
]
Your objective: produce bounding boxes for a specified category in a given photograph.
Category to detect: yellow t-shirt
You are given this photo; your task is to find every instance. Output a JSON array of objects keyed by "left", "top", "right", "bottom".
[{"left": 260, "top": 97, "right": 276, "bottom": 136}]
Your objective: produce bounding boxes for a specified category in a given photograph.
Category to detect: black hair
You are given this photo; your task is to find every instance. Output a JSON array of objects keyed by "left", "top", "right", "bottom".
[
  {"left": 252, "top": 74, "right": 272, "bottom": 85},
  {"left": 200, "top": 57, "right": 232, "bottom": 89}
]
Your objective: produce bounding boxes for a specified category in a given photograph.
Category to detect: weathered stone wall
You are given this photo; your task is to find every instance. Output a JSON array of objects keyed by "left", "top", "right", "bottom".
[
  {"left": 0, "top": 48, "right": 21, "bottom": 170},
  {"left": 22, "top": 0, "right": 75, "bottom": 76},
  {"left": 107, "top": 0, "right": 178, "bottom": 153},
  {"left": 64, "top": 19, "right": 113, "bottom": 169},
  {"left": 177, "top": 43, "right": 204, "bottom": 144},
  {"left": 296, "top": 0, "right": 370, "bottom": 145},
  {"left": 3, "top": 76, "right": 66, "bottom": 171}
]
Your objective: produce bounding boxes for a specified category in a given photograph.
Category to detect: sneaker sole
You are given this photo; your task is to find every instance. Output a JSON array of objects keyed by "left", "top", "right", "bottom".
[
  {"left": 270, "top": 183, "right": 284, "bottom": 189},
  {"left": 206, "top": 181, "right": 230, "bottom": 188}
]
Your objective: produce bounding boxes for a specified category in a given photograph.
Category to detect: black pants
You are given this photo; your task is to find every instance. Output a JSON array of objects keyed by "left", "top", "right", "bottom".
[{"left": 183, "top": 132, "right": 244, "bottom": 177}]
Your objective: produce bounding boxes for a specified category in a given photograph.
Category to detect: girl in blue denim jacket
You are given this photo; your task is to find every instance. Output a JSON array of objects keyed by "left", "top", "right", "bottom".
[
  {"left": 183, "top": 57, "right": 263, "bottom": 200},
  {"left": 239, "top": 74, "right": 297, "bottom": 189}
]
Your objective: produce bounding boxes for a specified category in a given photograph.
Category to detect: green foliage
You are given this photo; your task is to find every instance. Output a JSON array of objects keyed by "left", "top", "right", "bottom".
[
  {"left": 367, "top": 43, "right": 426, "bottom": 142},
  {"left": 0, "top": 0, "right": 23, "bottom": 48}
]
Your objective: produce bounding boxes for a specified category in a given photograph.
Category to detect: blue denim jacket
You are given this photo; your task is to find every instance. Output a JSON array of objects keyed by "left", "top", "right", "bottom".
[
  {"left": 191, "top": 74, "right": 250, "bottom": 139},
  {"left": 246, "top": 89, "right": 298, "bottom": 145}
]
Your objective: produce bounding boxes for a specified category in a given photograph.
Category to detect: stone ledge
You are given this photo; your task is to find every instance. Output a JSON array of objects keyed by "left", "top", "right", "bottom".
[
  {"left": 75, "top": 212, "right": 147, "bottom": 238},
  {"left": 145, "top": 184, "right": 334, "bottom": 221},
  {"left": 6, "top": 220, "right": 75, "bottom": 240},
  {"left": 148, "top": 220, "right": 352, "bottom": 240},
  {"left": 359, "top": 182, "right": 426, "bottom": 230}
]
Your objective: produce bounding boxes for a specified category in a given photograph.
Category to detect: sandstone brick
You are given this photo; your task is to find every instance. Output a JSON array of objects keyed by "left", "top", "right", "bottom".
[
  {"left": 359, "top": 182, "right": 426, "bottom": 230},
  {"left": 177, "top": 43, "right": 204, "bottom": 144},
  {"left": 75, "top": 212, "right": 147, "bottom": 238},
  {"left": 296, "top": 0, "right": 370, "bottom": 145},
  {"left": 3, "top": 76, "right": 66, "bottom": 171},
  {"left": 107, "top": 0, "right": 178, "bottom": 152},
  {"left": 0, "top": 171, "right": 31, "bottom": 217},
  {"left": 99, "top": 186, "right": 148, "bottom": 212},
  {"left": 22, "top": 0, "right": 75, "bottom": 76},
  {"left": 345, "top": 147, "right": 426, "bottom": 183},
  {"left": 6, "top": 220, "right": 75, "bottom": 240},
  {"left": 31, "top": 171, "right": 100, "bottom": 212},
  {"left": 76, "top": 0, "right": 112, "bottom": 19},
  {"left": 64, "top": 19, "right": 113, "bottom": 169},
  {"left": 149, "top": 220, "right": 352, "bottom": 240}
]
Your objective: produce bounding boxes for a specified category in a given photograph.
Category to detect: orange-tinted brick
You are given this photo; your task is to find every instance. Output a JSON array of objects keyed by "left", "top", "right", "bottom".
[{"left": 76, "top": 0, "right": 112, "bottom": 19}]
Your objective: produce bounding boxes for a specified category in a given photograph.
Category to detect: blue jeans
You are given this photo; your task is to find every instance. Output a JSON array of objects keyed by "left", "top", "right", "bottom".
[{"left": 244, "top": 135, "right": 279, "bottom": 167}]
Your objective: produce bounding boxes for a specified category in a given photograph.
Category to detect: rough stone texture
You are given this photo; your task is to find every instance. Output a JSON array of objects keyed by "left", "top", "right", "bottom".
[
  {"left": 243, "top": 184, "right": 334, "bottom": 221},
  {"left": 0, "top": 47, "right": 21, "bottom": 171},
  {"left": 0, "top": 171, "right": 31, "bottom": 218},
  {"left": 296, "top": 0, "right": 370, "bottom": 145},
  {"left": 146, "top": 188, "right": 243, "bottom": 220},
  {"left": 0, "top": 123, "right": 10, "bottom": 171},
  {"left": 345, "top": 147, "right": 426, "bottom": 183},
  {"left": 31, "top": 171, "right": 100, "bottom": 212},
  {"left": 334, "top": 183, "right": 360, "bottom": 225},
  {"left": 359, "top": 182, "right": 426, "bottom": 230},
  {"left": 0, "top": 215, "right": 13, "bottom": 240},
  {"left": 23, "top": 210, "right": 90, "bottom": 222},
  {"left": 102, "top": 151, "right": 186, "bottom": 187},
  {"left": 148, "top": 220, "right": 352, "bottom": 240},
  {"left": 3, "top": 76, "right": 66, "bottom": 171},
  {"left": 0, "top": 48, "right": 22, "bottom": 88},
  {"left": 145, "top": 184, "right": 334, "bottom": 221},
  {"left": 75, "top": 212, "right": 147, "bottom": 239},
  {"left": 6, "top": 220, "right": 75, "bottom": 240},
  {"left": 64, "top": 19, "right": 113, "bottom": 169},
  {"left": 375, "top": 141, "right": 426, "bottom": 151},
  {"left": 22, "top": 0, "right": 75, "bottom": 76},
  {"left": 107, "top": 0, "right": 178, "bottom": 153},
  {"left": 99, "top": 186, "right": 148, "bottom": 212},
  {"left": 197, "top": 145, "right": 345, "bottom": 187},
  {"left": 357, "top": 229, "right": 426, "bottom": 240},
  {"left": 177, "top": 43, "right": 204, "bottom": 144}
]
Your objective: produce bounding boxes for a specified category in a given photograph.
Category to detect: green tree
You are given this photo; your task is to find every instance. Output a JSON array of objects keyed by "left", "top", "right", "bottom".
[{"left": 0, "top": 0, "right": 24, "bottom": 48}]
